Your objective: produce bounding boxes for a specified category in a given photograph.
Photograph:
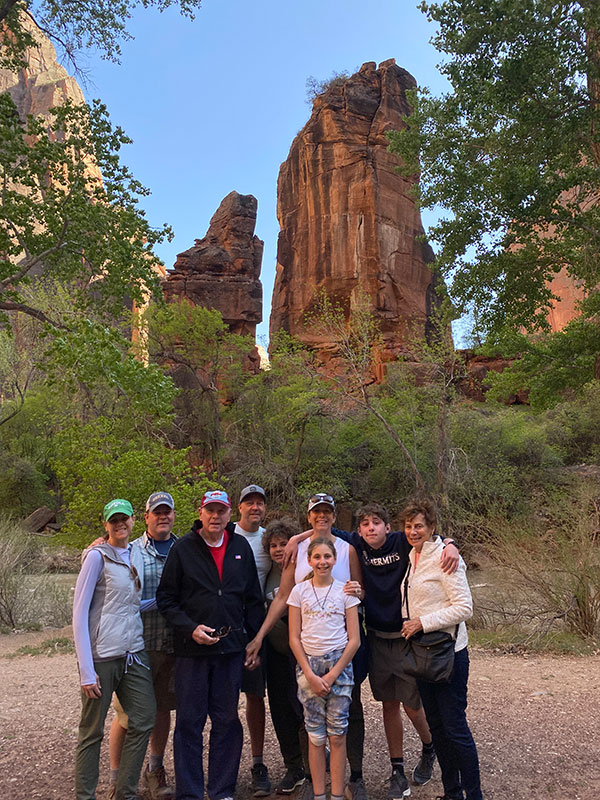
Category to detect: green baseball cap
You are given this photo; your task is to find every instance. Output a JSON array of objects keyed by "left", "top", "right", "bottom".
[{"left": 103, "top": 498, "right": 134, "bottom": 521}]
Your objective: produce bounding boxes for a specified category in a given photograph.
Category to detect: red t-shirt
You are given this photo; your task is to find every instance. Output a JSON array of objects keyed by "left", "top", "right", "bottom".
[{"left": 207, "top": 530, "right": 228, "bottom": 579}]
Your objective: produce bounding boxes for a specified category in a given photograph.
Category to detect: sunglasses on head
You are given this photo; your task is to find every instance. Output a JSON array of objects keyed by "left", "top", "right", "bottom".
[{"left": 310, "top": 493, "right": 334, "bottom": 504}]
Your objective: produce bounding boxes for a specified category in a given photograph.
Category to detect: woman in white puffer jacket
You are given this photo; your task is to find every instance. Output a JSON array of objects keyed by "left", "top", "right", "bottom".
[{"left": 400, "top": 499, "right": 483, "bottom": 800}]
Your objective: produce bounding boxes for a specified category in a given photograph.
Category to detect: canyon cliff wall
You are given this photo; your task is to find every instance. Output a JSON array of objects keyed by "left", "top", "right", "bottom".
[
  {"left": 0, "top": 16, "right": 85, "bottom": 118},
  {"left": 270, "top": 59, "right": 441, "bottom": 366}
]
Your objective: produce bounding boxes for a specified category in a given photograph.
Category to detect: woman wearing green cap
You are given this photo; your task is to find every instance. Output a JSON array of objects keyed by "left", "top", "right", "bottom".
[{"left": 73, "top": 499, "right": 156, "bottom": 800}]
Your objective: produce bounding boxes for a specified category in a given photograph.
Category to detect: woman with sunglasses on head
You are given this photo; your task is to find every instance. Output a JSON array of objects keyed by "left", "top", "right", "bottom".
[
  {"left": 401, "top": 499, "right": 482, "bottom": 800},
  {"left": 73, "top": 499, "right": 156, "bottom": 800},
  {"left": 246, "top": 494, "right": 367, "bottom": 800}
]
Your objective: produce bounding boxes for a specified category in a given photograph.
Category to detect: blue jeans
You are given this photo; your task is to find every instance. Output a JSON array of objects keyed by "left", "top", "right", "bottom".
[
  {"left": 417, "top": 648, "right": 483, "bottom": 800},
  {"left": 173, "top": 653, "right": 244, "bottom": 800},
  {"left": 296, "top": 649, "right": 354, "bottom": 746}
]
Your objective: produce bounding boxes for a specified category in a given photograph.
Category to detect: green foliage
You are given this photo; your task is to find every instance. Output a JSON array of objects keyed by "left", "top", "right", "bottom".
[
  {"left": 5, "top": 636, "right": 75, "bottom": 658},
  {"left": 0, "top": 94, "right": 170, "bottom": 328},
  {"left": 145, "top": 299, "right": 253, "bottom": 468},
  {"left": 0, "top": 0, "right": 202, "bottom": 70},
  {"left": 389, "top": 0, "right": 600, "bottom": 398},
  {"left": 52, "top": 415, "right": 220, "bottom": 547}
]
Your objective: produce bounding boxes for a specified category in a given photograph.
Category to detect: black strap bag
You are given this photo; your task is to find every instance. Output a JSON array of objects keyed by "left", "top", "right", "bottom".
[{"left": 402, "top": 564, "right": 457, "bottom": 684}]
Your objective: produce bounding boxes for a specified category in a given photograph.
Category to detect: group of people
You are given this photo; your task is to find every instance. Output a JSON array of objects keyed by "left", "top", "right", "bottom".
[{"left": 72, "top": 485, "right": 483, "bottom": 800}]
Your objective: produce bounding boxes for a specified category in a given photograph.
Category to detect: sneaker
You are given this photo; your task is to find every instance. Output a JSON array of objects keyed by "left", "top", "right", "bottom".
[
  {"left": 276, "top": 769, "right": 305, "bottom": 795},
  {"left": 388, "top": 771, "right": 410, "bottom": 800},
  {"left": 142, "top": 765, "right": 174, "bottom": 799},
  {"left": 251, "top": 763, "right": 273, "bottom": 797},
  {"left": 344, "top": 778, "right": 369, "bottom": 800},
  {"left": 297, "top": 779, "right": 314, "bottom": 800},
  {"left": 412, "top": 748, "right": 435, "bottom": 786}
]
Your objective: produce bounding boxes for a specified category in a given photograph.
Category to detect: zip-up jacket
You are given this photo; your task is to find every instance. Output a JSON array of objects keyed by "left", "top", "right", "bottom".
[{"left": 156, "top": 521, "right": 265, "bottom": 658}]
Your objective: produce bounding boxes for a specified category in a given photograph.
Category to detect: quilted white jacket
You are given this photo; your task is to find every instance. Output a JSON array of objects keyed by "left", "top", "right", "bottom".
[{"left": 404, "top": 536, "right": 472, "bottom": 652}]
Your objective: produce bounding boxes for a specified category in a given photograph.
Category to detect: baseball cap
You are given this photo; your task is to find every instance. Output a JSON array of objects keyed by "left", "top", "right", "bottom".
[
  {"left": 307, "top": 493, "right": 335, "bottom": 512},
  {"left": 239, "top": 484, "right": 266, "bottom": 503},
  {"left": 103, "top": 499, "right": 134, "bottom": 521},
  {"left": 201, "top": 490, "right": 231, "bottom": 508},
  {"left": 146, "top": 492, "right": 175, "bottom": 512}
]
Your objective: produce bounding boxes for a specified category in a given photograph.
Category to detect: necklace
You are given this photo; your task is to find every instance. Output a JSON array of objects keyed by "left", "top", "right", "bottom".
[{"left": 311, "top": 578, "right": 333, "bottom": 611}]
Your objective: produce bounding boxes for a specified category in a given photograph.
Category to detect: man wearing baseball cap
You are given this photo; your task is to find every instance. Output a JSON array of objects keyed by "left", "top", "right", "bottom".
[
  {"left": 105, "top": 491, "right": 179, "bottom": 799},
  {"left": 157, "top": 490, "right": 264, "bottom": 800},
  {"left": 73, "top": 499, "right": 155, "bottom": 800}
]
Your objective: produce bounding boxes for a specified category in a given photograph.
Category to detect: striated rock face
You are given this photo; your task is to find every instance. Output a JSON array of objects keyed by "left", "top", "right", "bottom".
[
  {"left": 270, "top": 59, "right": 441, "bottom": 364},
  {"left": 0, "top": 16, "right": 86, "bottom": 119},
  {"left": 163, "top": 191, "right": 263, "bottom": 339}
]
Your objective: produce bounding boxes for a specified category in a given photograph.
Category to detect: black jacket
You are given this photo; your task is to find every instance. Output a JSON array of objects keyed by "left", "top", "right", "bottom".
[{"left": 157, "top": 521, "right": 265, "bottom": 658}]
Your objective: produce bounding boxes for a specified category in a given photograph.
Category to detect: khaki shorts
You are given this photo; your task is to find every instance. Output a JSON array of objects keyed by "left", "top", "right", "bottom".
[
  {"left": 367, "top": 632, "right": 422, "bottom": 708},
  {"left": 113, "top": 650, "right": 176, "bottom": 728}
]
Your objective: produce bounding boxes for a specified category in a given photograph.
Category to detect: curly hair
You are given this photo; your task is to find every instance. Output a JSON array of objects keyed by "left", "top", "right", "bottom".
[
  {"left": 401, "top": 498, "right": 438, "bottom": 530},
  {"left": 261, "top": 517, "right": 301, "bottom": 553}
]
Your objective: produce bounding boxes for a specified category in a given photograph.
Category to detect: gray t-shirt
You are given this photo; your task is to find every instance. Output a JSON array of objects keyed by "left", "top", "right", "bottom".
[{"left": 234, "top": 523, "right": 270, "bottom": 594}]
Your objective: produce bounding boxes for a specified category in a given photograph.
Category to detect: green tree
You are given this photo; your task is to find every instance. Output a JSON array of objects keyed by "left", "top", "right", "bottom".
[
  {"left": 0, "top": 0, "right": 201, "bottom": 71},
  {"left": 389, "top": 0, "right": 600, "bottom": 401},
  {"left": 0, "top": 94, "right": 170, "bottom": 329}
]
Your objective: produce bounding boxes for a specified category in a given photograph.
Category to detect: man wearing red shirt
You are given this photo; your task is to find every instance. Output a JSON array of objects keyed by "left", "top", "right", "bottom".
[{"left": 157, "top": 490, "right": 264, "bottom": 800}]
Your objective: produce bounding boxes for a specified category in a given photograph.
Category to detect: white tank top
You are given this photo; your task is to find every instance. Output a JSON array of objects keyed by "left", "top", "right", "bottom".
[{"left": 294, "top": 536, "right": 351, "bottom": 584}]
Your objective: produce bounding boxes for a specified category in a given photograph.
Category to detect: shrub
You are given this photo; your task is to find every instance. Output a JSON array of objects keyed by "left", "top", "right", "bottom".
[{"left": 0, "top": 516, "right": 71, "bottom": 629}]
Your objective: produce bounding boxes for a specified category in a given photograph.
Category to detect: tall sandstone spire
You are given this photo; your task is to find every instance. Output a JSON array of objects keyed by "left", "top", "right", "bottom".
[{"left": 270, "top": 59, "right": 441, "bottom": 366}]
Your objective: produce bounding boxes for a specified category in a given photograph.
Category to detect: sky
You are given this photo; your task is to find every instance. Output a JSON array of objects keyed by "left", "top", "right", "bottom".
[{"left": 77, "top": 0, "right": 450, "bottom": 347}]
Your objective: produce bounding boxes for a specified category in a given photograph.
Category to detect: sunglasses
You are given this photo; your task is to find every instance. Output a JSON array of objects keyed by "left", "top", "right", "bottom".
[
  {"left": 208, "top": 625, "right": 243, "bottom": 639},
  {"left": 130, "top": 564, "right": 142, "bottom": 592},
  {"left": 310, "top": 493, "right": 334, "bottom": 504}
]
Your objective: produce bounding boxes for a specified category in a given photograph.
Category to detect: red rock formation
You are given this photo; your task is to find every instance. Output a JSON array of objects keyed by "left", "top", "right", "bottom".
[
  {"left": 163, "top": 191, "right": 263, "bottom": 339},
  {"left": 0, "top": 16, "right": 86, "bottom": 120},
  {"left": 270, "top": 59, "right": 442, "bottom": 365}
]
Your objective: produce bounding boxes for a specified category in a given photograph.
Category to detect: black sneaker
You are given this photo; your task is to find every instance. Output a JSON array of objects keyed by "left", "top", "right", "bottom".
[
  {"left": 388, "top": 770, "right": 410, "bottom": 800},
  {"left": 344, "top": 778, "right": 369, "bottom": 800},
  {"left": 412, "top": 747, "right": 435, "bottom": 786},
  {"left": 276, "top": 769, "right": 305, "bottom": 795},
  {"left": 251, "top": 763, "right": 272, "bottom": 797},
  {"left": 297, "top": 779, "right": 314, "bottom": 800}
]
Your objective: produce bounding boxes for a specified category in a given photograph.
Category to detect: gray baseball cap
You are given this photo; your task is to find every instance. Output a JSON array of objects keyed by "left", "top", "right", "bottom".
[
  {"left": 146, "top": 492, "right": 175, "bottom": 512},
  {"left": 239, "top": 484, "right": 266, "bottom": 503}
]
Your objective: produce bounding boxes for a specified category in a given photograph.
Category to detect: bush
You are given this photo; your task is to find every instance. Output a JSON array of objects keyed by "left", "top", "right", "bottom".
[
  {"left": 0, "top": 516, "right": 71, "bottom": 629},
  {"left": 481, "top": 481, "right": 600, "bottom": 640}
]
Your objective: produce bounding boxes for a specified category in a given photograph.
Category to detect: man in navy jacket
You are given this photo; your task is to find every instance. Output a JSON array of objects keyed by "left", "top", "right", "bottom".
[{"left": 157, "top": 490, "right": 264, "bottom": 800}]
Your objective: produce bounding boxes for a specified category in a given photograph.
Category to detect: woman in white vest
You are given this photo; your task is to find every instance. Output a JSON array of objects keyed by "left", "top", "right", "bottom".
[{"left": 73, "top": 499, "right": 156, "bottom": 800}]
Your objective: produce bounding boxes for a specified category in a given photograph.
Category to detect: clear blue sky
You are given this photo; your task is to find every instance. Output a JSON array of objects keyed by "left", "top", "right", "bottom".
[{"left": 79, "top": 0, "right": 449, "bottom": 346}]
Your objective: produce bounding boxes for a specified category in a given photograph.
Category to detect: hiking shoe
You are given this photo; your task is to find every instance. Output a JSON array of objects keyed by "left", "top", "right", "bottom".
[
  {"left": 251, "top": 763, "right": 272, "bottom": 796},
  {"left": 388, "top": 771, "right": 410, "bottom": 799},
  {"left": 276, "top": 769, "right": 305, "bottom": 795},
  {"left": 412, "top": 747, "right": 436, "bottom": 786},
  {"left": 142, "top": 765, "right": 174, "bottom": 799},
  {"left": 344, "top": 777, "right": 369, "bottom": 800}
]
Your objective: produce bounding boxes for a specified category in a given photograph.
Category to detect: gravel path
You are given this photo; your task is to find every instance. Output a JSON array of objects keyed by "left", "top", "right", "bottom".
[{"left": 1, "top": 627, "right": 598, "bottom": 799}]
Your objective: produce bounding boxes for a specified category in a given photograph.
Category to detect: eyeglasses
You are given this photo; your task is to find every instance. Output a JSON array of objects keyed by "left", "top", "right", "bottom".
[{"left": 208, "top": 625, "right": 243, "bottom": 639}]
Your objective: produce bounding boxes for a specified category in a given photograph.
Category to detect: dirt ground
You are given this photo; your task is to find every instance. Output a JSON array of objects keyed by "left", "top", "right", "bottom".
[{"left": 1, "top": 627, "right": 599, "bottom": 800}]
